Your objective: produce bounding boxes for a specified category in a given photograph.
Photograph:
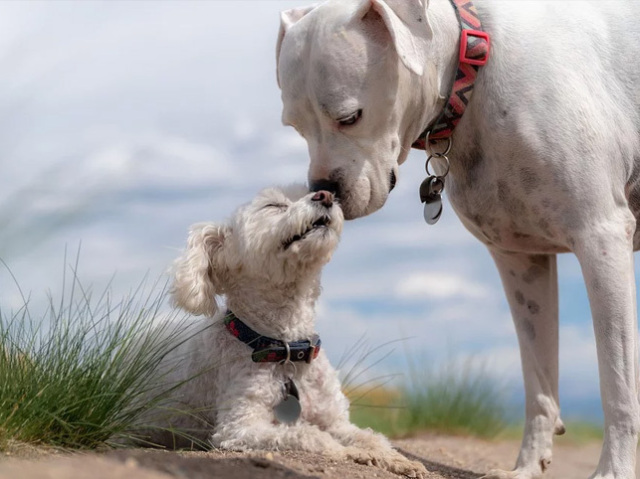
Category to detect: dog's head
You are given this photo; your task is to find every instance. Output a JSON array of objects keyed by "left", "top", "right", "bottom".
[
  {"left": 172, "top": 184, "right": 344, "bottom": 316},
  {"left": 277, "top": 0, "right": 441, "bottom": 219}
]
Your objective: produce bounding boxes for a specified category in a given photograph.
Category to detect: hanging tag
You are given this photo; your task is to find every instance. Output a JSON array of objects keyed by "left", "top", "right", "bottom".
[
  {"left": 273, "top": 379, "right": 301, "bottom": 424},
  {"left": 419, "top": 176, "right": 445, "bottom": 225},
  {"left": 423, "top": 197, "right": 443, "bottom": 224}
]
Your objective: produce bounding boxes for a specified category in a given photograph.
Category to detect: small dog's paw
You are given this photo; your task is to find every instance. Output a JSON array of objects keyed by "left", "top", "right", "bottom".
[
  {"left": 344, "top": 447, "right": 427, "bottom": 478},
  {"left": 383, "top": 455, "right": 428, "bottom": 478},
  {"left": 343, "top": 446, "right": 378, "bottom": 466}
]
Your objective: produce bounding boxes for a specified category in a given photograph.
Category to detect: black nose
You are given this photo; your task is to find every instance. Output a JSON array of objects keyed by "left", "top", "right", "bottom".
[
  {"left": 310, "top": 179, "right": 339, "bottom": 196},
  {"left": 311, "top": 190, "right": 334, "bottom": 208}
]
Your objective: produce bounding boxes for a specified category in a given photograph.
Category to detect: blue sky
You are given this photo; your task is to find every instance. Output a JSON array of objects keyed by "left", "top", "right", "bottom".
[{"left": 0, "top": 0, "right": 624, "bottom": 422}]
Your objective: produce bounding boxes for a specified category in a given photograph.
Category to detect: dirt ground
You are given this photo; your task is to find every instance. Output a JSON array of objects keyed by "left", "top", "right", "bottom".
[{"left": 0, "top": 435, "right": 637, "bottom": 479}]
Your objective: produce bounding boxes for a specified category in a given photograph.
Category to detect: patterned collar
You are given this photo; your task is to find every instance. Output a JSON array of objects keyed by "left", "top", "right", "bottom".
[
  {"left": 224, "top": 311, "right": 321, "bottom": 363},
  {"left": 412, "top": 0, "right": 491, "bottom": 149}
]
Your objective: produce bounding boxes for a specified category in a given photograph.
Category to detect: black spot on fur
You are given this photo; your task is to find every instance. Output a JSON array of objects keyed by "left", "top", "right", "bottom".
[
  {"left": 497, "top": 181, "right": 509, "bottom": 203},
  {"left": 491, "top": 227, "right": 502, "bottom": 243},
  {"left": 538, "top": 218, "right": 552, "bottom": 237},
  {"left": 529, "top": 255, "right": 548, "bottom": 267},
  {"left": 497, "top": 181, "right": 527, "bottom": 216},
  {"left": 513, "top": 232, "right": 531, "bottom": 240},
  {"left": 457, "top": 141, "right": 483, "bottom": 186},
  {"left": 527, "top": 300, "right": 540, "bottom": 315},
  {"left": 515, "top": 290, "right": 525, "bottom": 305},
  {"left": 520, "top": 167, "right": 540, "bottom": 194},
  {"left": 522, "top": 265, "right": 545, "bottom": 284},
  {"left": 521, "top": 318, "right": 536, "bottom": 341}
]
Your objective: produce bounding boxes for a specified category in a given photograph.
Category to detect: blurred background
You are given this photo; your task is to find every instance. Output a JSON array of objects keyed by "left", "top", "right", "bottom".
[{"left": 0, "top": 0, "right": 613, "bottom": 424}]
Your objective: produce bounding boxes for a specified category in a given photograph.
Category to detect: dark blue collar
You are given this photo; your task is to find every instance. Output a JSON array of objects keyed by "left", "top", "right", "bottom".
[{"left": 224, "top": 311, "right": 321, "bottom": 363}]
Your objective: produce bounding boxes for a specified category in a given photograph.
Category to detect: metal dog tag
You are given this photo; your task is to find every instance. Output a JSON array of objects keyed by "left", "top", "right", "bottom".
[
  {"left": 420, "top": 176, "right": 444, "bottom": 225},
  {"left": 423, "top": 196, "right": 443, "bottom": 225},
  {"left": 273, "top": 379, "right": 301, "bottom": 424}
]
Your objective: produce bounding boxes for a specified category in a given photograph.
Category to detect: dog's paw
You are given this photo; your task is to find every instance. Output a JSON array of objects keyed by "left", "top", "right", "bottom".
[
  {"left": 383, "top": 456, "right": 427, "bottom": 478},
  {"left": 343, "top": 447, "right": 427, "bottom": 478}
]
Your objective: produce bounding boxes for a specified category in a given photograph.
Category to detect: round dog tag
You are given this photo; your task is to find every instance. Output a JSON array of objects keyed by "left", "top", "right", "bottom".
[
  {"left": 274, "top": 378, "right": 301, "bottom": 424},
  {"left": 424, "top": 197, "right": 443, "bottom": 225},
  {"left": 274, "top": 395, "right": 301, "bottom": 424}
]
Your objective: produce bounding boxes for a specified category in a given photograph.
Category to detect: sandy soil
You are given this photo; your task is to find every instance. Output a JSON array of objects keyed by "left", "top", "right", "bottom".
[{"left": 0, "top": 435, "right": 637, "bottom": 479}]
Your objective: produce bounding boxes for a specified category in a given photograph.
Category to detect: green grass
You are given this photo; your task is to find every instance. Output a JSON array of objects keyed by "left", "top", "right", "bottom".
[
  {"left": 499, "top": 420, "right": 603, "bottom": 445},
  {"left": 0, "top": 259, "right": 202, "bottom": 450},
  {"left": 347, "top": 350, "right": 604, "bottom": 442},
  {"left": 349, "top": 357, "right": 511, "bottom": 438}
]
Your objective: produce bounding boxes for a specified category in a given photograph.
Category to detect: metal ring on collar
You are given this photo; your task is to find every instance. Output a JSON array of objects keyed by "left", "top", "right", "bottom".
[
  {"left": 425, "top": 132, "right": 452, "bottom": 156},
  {"left": 425, "top": 154, "right": 451, "bottom": 177},
  {"left": 283, "top": 342, "right": 291, "bottom": 363}
]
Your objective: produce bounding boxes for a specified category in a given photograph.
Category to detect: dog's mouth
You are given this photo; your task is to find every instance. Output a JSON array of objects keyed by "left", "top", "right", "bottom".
[{"left": 283, "top": 215, "right": 332, "bottom": 250}]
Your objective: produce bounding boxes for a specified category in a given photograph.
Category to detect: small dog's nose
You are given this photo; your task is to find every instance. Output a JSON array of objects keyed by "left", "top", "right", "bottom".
[{"left": 312, "top": 190, "right": 334, "bottom": 208}]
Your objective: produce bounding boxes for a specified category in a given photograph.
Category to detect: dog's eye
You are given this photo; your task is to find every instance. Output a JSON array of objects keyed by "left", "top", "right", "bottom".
[
  {"left": 264, "top": 203, "right": 288, "bottom": 211},
  {"left": 338, "top": 109, "right": 362, "bottom": 127}
]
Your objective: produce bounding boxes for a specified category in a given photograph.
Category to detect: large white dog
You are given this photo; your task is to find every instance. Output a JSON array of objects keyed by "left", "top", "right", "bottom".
[{"left": 276, "top": 1, "right": 640, "bottom": 478}]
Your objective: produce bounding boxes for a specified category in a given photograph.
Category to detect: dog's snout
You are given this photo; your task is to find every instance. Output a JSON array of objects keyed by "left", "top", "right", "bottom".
[
  {"left": 310, "top": 179, "right": 339, "bottom": 196},
  {"left": 312, "top": 190, "right": 334, "bottom": 208}
]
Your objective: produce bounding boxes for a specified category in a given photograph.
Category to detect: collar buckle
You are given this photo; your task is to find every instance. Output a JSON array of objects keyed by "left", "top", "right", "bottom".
[
  {"left": 305, "top": 334, "right": 321, "bottom": 363},
  {"left": 459, "top": 29, "right": 491, "bottom": 66}
]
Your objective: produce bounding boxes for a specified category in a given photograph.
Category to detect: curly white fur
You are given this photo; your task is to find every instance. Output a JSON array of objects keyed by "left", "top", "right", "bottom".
[{"left": 145, "top": 184, "right": 425, "bottom": 478}]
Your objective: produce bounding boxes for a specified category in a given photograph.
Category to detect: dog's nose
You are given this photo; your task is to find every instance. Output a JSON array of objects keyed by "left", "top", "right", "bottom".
[
  {"left": 311, "top": 190, "right": 334, "bottom": 208},
  {"left": 310, "top": 179, "right": 339, "bottom": 196}
]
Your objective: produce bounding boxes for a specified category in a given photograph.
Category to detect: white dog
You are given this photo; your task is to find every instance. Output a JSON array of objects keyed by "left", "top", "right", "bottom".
[
  {"left": 276, "top": 1, "right": 640, "bottom": 478},
  {"left": 147, "top": 185, "right": 425, "bottom": 478}
]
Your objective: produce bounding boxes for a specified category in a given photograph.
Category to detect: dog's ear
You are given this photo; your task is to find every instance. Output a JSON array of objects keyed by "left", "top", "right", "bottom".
[
  {"left": 171, "top": 223, "right": 230, "bottom": 317},
  {"left": 357, "top": 0, "right": 432, "bottom": 76},
  {"left": 276, "top": 5, "right": 317, "bottom": 87}
]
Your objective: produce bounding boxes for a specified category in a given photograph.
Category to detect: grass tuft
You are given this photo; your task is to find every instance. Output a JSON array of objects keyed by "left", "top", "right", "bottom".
[
  {"left": 0, "top": 256, "right": 198, "bottom": 450},
  {"left": 347, "top": 351, "right": 511, "bottom": 439},
  {"left": 399, "top": 358, "right": 510, "bottom": 438}
]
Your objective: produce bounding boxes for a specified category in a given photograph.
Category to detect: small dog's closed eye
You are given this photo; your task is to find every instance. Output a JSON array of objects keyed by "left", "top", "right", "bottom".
[{"left": 139, "top": 184, "right": 425, "bottom": 478}]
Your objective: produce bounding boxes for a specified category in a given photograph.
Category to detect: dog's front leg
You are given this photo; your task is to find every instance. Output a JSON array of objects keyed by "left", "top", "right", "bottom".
[
  {"left": 211, "top": 409, "right": 347, "bottom": 456},
  {"left": 483, "top": 251, "right": 562, "bottom": 479},
  {"left": 573, "top": 219, "right": 639, "bottom": 479}
]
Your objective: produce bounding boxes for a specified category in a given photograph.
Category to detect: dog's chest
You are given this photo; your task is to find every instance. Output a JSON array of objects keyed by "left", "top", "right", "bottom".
[{"left": 444, "top": 166, "right": 571, "bottom": 254}]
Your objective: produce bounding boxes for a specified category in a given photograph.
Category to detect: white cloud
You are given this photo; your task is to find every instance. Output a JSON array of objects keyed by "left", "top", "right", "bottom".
[{"left": 395, "top": 272, "right": 490, "bottom": 300}]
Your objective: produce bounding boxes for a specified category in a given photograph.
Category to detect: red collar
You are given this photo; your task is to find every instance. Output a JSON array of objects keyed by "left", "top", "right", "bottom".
[{"left": 412, "top": 0, "right": 490, "bottom": 149}]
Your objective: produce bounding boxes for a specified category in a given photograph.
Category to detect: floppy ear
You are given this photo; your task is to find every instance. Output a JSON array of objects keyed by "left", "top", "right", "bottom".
[
  {"left": 171, "top": 223, "right": 230, "bottom": 317},
  {"left": 276, "top": 4, "right": 317, "bottom": 87},
  {"left": 358, "top": 0, "right": 432, "bottom": 76}
]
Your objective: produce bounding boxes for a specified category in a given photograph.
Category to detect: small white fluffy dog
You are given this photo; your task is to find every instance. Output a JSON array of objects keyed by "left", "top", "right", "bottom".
[{"left": 148, "top": 184, "right": 425, "bottom": 478}]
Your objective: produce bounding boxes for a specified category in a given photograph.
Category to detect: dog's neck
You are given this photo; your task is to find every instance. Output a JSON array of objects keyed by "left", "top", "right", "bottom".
[
  {"left": 407, "top": 0, "right": 464, "bottom": 144},
  {"left": 224, "top": 274, "right": 321, "bottom": 342}
]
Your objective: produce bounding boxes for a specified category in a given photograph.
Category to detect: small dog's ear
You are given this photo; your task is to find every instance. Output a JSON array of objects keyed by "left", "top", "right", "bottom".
[
  {"left": 276, "top": 4, "right": 317, "bottom": 87},
  {"left": 357, "top": 0, "right": 432, "bottom": 76},
  {"left": 171, "top": 223, "right": 230, "bottom": 317}
]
